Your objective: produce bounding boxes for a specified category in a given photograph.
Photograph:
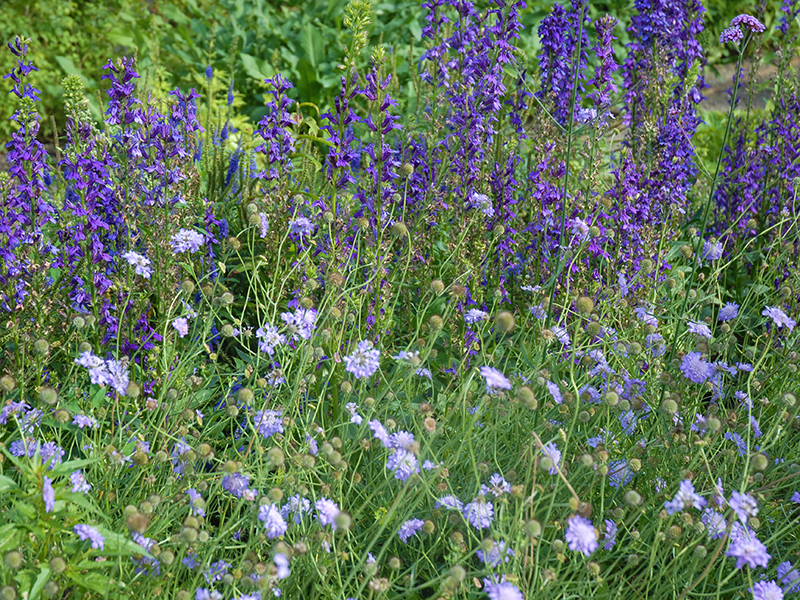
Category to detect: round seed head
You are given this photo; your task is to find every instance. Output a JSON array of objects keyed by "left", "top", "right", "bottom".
[
  {"left": 576, "top": 296, "right": 594, "bottom": 314},
  {"left": 495, "top": 310, "right": 516, "bottom": 333}
]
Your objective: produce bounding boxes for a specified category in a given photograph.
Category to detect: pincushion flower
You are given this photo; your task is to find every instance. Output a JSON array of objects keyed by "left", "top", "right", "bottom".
[
  {"left": 681, "top": 352, "right": 713, "bottom": 384},
  {"left": 565, "top": 514, "right": 598, "bottom": 557},
  {"left": 74, "top": 524, "right": 105, "bottom": 550},
  {"left": 122, "top": 251, "right": 152, "bottom": 278},
  {"left": 343, "top": 340, "right": 380, "bottom": 379},
  {"left": 479, "top": 366, "right": 511, "bottom": 391},
  {"left": 398, "top": 518, "right": 424, "bottom": 543},
  {"left": 726, "top": 522, "right": 770, "bottom": 569},
  {"left": 258, "top": 503, "right": 288, "bottom": 539},
  {"left": 170, "top": 229, "right": 205, "bottom": 254},
  {"left": 719, "top": 302, "right": 739, "bottom": 321},
  {"left": 762, "top": 306, "right": 796, "bottom": 332},
  {"left": 664, "top": 480, "right": 707, "bottom": 515}
]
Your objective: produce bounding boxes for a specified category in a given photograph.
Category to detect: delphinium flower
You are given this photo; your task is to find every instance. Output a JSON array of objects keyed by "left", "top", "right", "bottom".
[
  {"left": 778, "top": 561, "right": 800, "bottom": 593},
  {"left": 541, "top": 442, "right": 561, "bottom": 474},
  {"left": 170, "top": 229, "right": 206, "bottom": 254},
  {"left": 343, "top": 340, "right": 381, "bottom": 379},
  {"left": 42, "top": 476, "right": 55, "bottom": 513},
  {"left": 253, "top": 409, "right": 284, "bottom": 439},
  {"left": 315, "top": 498, "right": 341, "bottom": 529},
  {"left": 730, "top": 491, "right": 759, "bottom": 523},
  {"left": 122, "top": 251, "right": 152, "bottom": 278},
  {"left": 481, "top": 473, "right": 511, "bottom": 497},
  {"left": 687, "top": 320, "right": 713, "bottom": 339},
  {"left": 479, "top": 366, "right": 511, "bottom": 391},
  {"left": 463, "top": 497, "right": 494, "bottom": 530},
  {"left": 603, "top": 520, "right": 617, "bottom": 550},
  {"left": 587, "top": 14, "right": 618, "bottom": 110},
  {"left": 70, "top": 471, "right": 91, "bottom": 494},
  {"left": 280, "top": 307, "right": 317, "bottom": 341},
  {"left": 465, "top": 309, "right": 489, "bottom": 323},
  {"left": 477, "top": 541, "right": 515, "bottom": 567},
  {"left": 74, "top": 524, "right": 105, "bottom": 550},
  {"left": 398, "top": 518, "right": 425, "bottom": 543},
  {"left": 172, "top": 317, "right": 189, "bottom": 338},
  {"left": 665, "top": 480, "right": 707, "bottom": 515},
  {"left": 482, "top": 577, "right": 524, "bottom": 600},
  {"left": 762, "top": 307, "right": 797, "bottom": 332},
  {"left": 681, "top": 352, "right": 713, "bottom": 384},
  {"left": 751, "top": 580, "right": 784, "bottom": 600},
  {"left": 256, "top": 324, "right": 285, "bottom": 355},
  {"left": 719, "top": 302, "right": 739, "bottom": 322},
  {"left": 72, "top": 414, "right": 98, "bottom": 429},
  {"left": 281, "top": 495, "right": 312, "bottom": 524},
  {"left": 222, "top": 473, "right": 258, "bottom": 500},
  {"left": 726, "top": 522, "right": 770, "bottom": 569},
  {"left": 565, "top": 514, "right": 598, "bottom": 557},
  {"left": 258, "top": 504, "right": 288, "bottom": 538}
]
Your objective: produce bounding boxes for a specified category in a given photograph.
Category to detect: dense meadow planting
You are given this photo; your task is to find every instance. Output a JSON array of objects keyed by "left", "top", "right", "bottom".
[{"left": 2, "top": 0, "right": 800, "bottom": 598}]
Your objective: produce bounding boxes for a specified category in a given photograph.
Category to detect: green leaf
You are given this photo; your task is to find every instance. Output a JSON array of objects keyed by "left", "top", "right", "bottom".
[
  {"left": 29, "top": 566, "right": 51, "bottom": 600},
  {"left": 54, "top": 55, "right": 82, "bottom": 76},
  {"left": 240, "top": 53, "right": 274, "bottom": 82},
  {"left": 61, "top": 492, "right": 103, "bottom": 516},
  {"left": 300, "top": 22, "right": 323, "bottom": 67},
  {"left": 0, "top": 474, "right": 19, "bottom": 492},
  {"left": 49, "top": 457, "right": 96, "bottom": 477},
  {"left": 67, "top": 571, "right": 113, "bottom": 595},
  {"left": 0, "top": 523, "right": 20, "bottom": 552},
  {"left": 95, "top": 527, "right": 152, "bottom": 558}
]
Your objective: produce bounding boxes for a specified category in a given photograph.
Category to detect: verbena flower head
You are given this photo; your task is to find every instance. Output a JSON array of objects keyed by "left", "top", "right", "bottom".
[
  {"left": 398, "top": 518, "right": 424, "bottom": 543},
  {"left": 463, "top": 497, "right": 494, "bottom": 529},
  {"left": 751, "top": 580, "right": 784, "bottom": 600},
  {"left": 726, "top": 522, "right": 770, "bottom": 569},
  {"left": 479, "top": 366, "right": 511, "bottom": 391},
  {"left": 719, "top": 302, "right": 739, "bottom": 322},
  {"left": 762, "top": 306, "right": 796, "bottom": 332},
  {"left": 681, "top": 352, "right": 713, "bottom": 384},
  {"left": 720, "top": 26, "right": 744, "bottom": 44},
  {"left": 74, "top": 524, "right": 105, "bottom": 550},
  {"left": 343, "top": 340, "right": 381, "bottom": 379},
  {"left": 665, "top": 480, "right": 707, "bottom": 515},
  {"left": 258, "top": 503, "right": 288, "bottom": 538},
  {"left": 565, "top": 514, "right": 598, "bottom": 557},
  {"left": 170, "top": 229, "right": 206, "bottom": 254},
  {"left": 730, "top": 14, "right": 766, "bottom": 33}
]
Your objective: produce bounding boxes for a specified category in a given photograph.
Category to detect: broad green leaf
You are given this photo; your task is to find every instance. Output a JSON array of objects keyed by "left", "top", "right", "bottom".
[
  {"left": 29, "top": 566, "right": 51, "bottom": 600},
  {"left": 49, "top": 457, "right": 96, "bottom": 477},
  {"left": 0, "top": 523, "right": 20, "bottom": 552},
  {"left": 300, "top": 22, "right": 323, "bottom": 67},
  {"left": 55, "top": 55, "right": 81, "bottom": 75},
  {"left": 67, "top": 571, "right": 113, "bottom": 595},
  {"left": 95, "top": 527, "right": 153, "bottom": 558},
  {"left": 0, "top": 474, "right": 19, "bottom": 492},
  {"left": 240, "top": 53, "right": 274, "bottom": 82}
]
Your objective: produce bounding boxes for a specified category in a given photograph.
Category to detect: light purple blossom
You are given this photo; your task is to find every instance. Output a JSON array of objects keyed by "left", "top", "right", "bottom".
[
  {"left": 74, "top": 524, "right": 105, "bottom": 550},
  {"left": 254, "top": 409, "right": 284, "bottom": 439},
  {"left": 729, "top": 491, "right": 759, "bottom": 524},
  {"left": 274, "top": 553, "right": 290, "bottom": 579},
  {"left": 72, "top": 414, "right": 98, "bottom": 429},
  {"left": 477, "top": 541, "right": 515, "bottom": 567},
  {"left": 280, "top": 308, "right": 317, "bottom": 341},
  {"left": 258, "top": 503, "right": 288, "bottom": 538},
  {"left": 172, "top": 317, "right": 189, "bottom": 338},
  {"left": 565, "top": 514, "right": 598, "bottom": 557},
  {"left": 719, "top": 302, "right": 739, "bottom": 322},
  {"left": 763, "top": 307, "right": 796, "bottom": 332},
  {"left": 665, "top": 480, "right": 707, "bottom": 515},
  {"left": 281, "top": 495, "right": 311, "bottom": 524},
  {"left": 122, "top": 251, "right": 152, "bottom": 278},
  {"left": 170, "top": 229, "right": 206, "bottom": 254},
  {"left": 720, "top": 26, "right": 744, "bottom": 44},
  {"left": 687, "top": 320, "right": 713, "bottom": 339},
  {"left": 465, "top": 309, "right": 489, "bottom": 323},
  {"left": 315, "top": 498, "right": 340, "bottom": 529},
  {"left": 345, "top": 402, "right": 363, "bottom": 425},
  {"left": 398, "top": 518, "right": 424, "bottom": 543},
  {"left": 702, "top": 509, "right": 726, "bottom": 539},
  {"left": 70, "top": 471, "right": 91, "bottom": 494},
  {"left": 435, "top": 495, "right": 463, "bottom": 511},
  {"left": 703, "top": 240, "right": 724, "bottom": 261},
  {"left": 343, "top": 340, "right": 380, "bottom": 379},
  {"left": 751, "top": 580, "right": 783, "bottom": 600},
  {"left": 256, "top": 323, "right": 285, "bottom": 355},
  {"left": 730, "top": 14, "right": 766, "bottom": 32},
  {"left": 681, "top": 352, "right": 713, "bottom": 384},
  {"left": 368, "top": 419, "right": 390, "bottom": 447},
  {"left": 778, "top": 561, "right": 800, "bottom": 594},
  {"left": 386, "top": 448, "right": 419, "bottom": 482},
  {"left": 289, "top": 216, "right": 314, "bottom": 237},
  {"left": 481, "top": 473, "right": 511, "bottom": 498},
  {"left": 541, "top": 442, "right": 561, "bottom": 475},
  {"left": 462, "top": 498, "right": 494, "bottom": 529},
  {"left": 603, "top": 520, "right": 617, "bottom": 550},
  {"left": 43, "top": 476, "right": 55, "bottom": 513},
  {"left": 726, "top": 522, "right": 770, "bottom": 569},
  {"left": 479, "top": 366, "right": 511, "bottom": 391},
  {"left": 482, "top": 577, "right": 524, "bottom": 600}
]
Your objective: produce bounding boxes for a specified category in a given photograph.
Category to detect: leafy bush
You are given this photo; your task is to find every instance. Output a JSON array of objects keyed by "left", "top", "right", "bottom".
[{"left": 1, "top": 1, "right": 800, "bottom": 599}]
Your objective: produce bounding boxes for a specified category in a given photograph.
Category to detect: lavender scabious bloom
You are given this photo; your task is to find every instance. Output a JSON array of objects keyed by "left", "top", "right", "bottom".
[
  {"left": 122, "top": 251, "right": 152, "bottom": 278},
  {"left": 604, "top": 519, "right": 618, "bottom": 550},
  {"left": 703, "top": 240, "right": 724, "bottom": 261},
  {"left": 254, "top": 409, "right": 284, "bottom": 439},
  {"left": 195, "top": 589, "right": 222, "bottom": 600},
  {"left": 256, "top": 324, "right": 285, "bottom": 355},
  {"left": 369, "top": 419, "right": 391, "bottom": 447},
  {"left": 43, "top": 476, "right": 55, "bottom": 513},
  {"left": 665, "top": 480, "right": 707, "bottom": 515},
  {"left": 792, "top": 491, "right": 800, "bottom": 504},
  {"left": 464, "top": 309, "right": 489, "bottom": 323},
  {"left": 702, "top": 509, "right": 727, "bottom": 539},
  {"left": 730, "top": 491, "right": 759, "bottom": 523},
  {"left": 719, "top": 302, "right": 739, "bottom": 322},
  {"left": 681, "top": 352, "right": 713, "bottom": 384},
  {"left": 730, "top": 14, "right": 767, "bottom": 32},
  {"left": 762, "top": 307, "right": 797, "bottom": 332},
  {"left": 751, "top": 580, "right": 783, "bottom": 600},
  {"left": 289, "top": 216, "right": 314, "bottom": 238},
  {"left": 726, "top": 522, "right": 770, "bottom": 569},
  {"left": 435, "top": 495, "right": 463, "bottom": 511},
  {"left": 462, "top": 497, "right": 494, "bottom": 529},
  {"left": 481, "top": 473, "right": 512, "bottom": 498},
  {"left": 687, "top": 320, "right": 713, "bottom": 339},
  {"left": 315, "top": 497, "right": 340, "bottom": 529},
  {"left": 258, "top": 503, "right": 288, "bottom": 538},
  {"left": 345, "top": 402, "right": 363, "bottom": 425},
  {"left": 541, "top": 442, "right": 561, "bottom": 474},
  {"left": 274, "top": 553, "right": 290, "bottom": 579},
  {"left": 74, "top": 524, "right": 105, "bottom": 550},
  {"left": 778, "top": 561, "right": 800, "bottom": 594},
  {"left": 280, "top": 308, "right": 316, "bottom": 341},
  {"left": 74, "top": 351, "right": 129, "bottom": 395},
  {"left": 186, "top": 488, "right": 205, "bottom": 516},
  {"left": 73, "top": 414, "right": 98, "bottom": 429},
  {"left": 479, "top": 366, "right": 511, "bottom": 391},
  {"left": 343, "top": 340, "right": 381, "bottom": 379},
  {"left": 482, "top": 577, "right": 524, "bottom": 600},
  {"left": 170, "top": 229, "right": 206, "bottom": 254},
  {"left": 222, "top": 473, "right": 256, "bottom": 500},
  {"left": 398, "top": 518, "right": 425, "bottom": 543},
  {"left": 566, "top": 514, "right": 598, "bottom": 557},
  {"left": 477, "top": 541, "right": 515, "bottom": 567},
  {"left": 281, "top": 495, "right": 312, "bottom": 524},
  {"left": 172, "top": 317, "right": 189, "bottom": 338},
  {"left": 70, "top": 470, "right": 91, "bottom": 494},
  {"left": 385, "top": 448, "right": 420, "bottom": 482},
  {"left": 720, "top": 26, "right": 744, "bottom": 44}
]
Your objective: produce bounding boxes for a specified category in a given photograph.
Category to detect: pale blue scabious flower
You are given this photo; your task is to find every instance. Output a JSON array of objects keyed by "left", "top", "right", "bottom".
[
  {"left": 172, "top": 317, "right": 189, "bottom": 338},
  {"left": 479, "top": 366, "right": 511, "bottom": 391},
  {"left": 603, "top": 520, "right": 617, "bottom": 550},
  {"left": 565, "top": 514, "right": 598, "bottom": 557},
  {"left": 274, "top": 553, "right": 290, "bottom": 579},
  {"left": 73, "top": 414, "right": 98, "bottom": 428},
  {"left": 778, "top": 561, "right": 800, "bottom": 594},
  {"left": 398, "top": 518, "right": 424, "bottom": 543},
  {"left": 701, "top": 509, "right": 726, "bottom": 539},
  {"left": 703, "top": 239, "right": 724, "bottom": 261},
  {"left": 481, "top": 473, "right": 511, "bottom": 497},
  {"left": 345, "top": 402, "right": 362, "bottom": 424},
  {"left": 122, "top": 251, "right": 152, "bottom": 278},
  {"left": 343, "top": 340, "right": 380, "bottom": 379},
  {"left": 545, "top": 380, "right": 563, "bottom": 404},
  {"left": 256, "top": 323, "right": 285, "bottom": 355},
  {"left": 726, "top": 522, "right": 770, "bottom": 569},
  {"left": 74, "top": 524, "right": 105, "bottom": 550},
  {"left": 258, "top": 503, "right": 288, "bottom": 538},
  {"left": 170, "top": 229, "right": 206, "bottom": 254},
  {"left": 222, "top": 473, "right": 256, "bottom": 499},
  {"left": 289, "top": 216, "right": 314, "bottom": 237},
  {"left": 751, "top": 580, "right": 784, "bottom": 600},
  {"left": 482, "top": 577, "right": 524, "bottom": 600},
  {"left": 43, "top": 476, "right": 55, "bottom": 512},
  {"left": 762, "top": 306, "right": 797, "bottom": 332},
  {"left": 541, "top": 442, "right": 561, "bottom": 475},
  {"left": 718, "top": 302, "right": 739, "bottom": 322},
  {"left": 280, "top": 495, "right": 311, "bottom": 524},
  {"left": 664, "top": 480, "right": 707, "bottom": 515},
  {"left": 687, "top": 320, "right": 713, "bottom": 339},
  {"left": 254, "top": 409, "right": 284, "bottom": 439},
  {"left": 680, "top": 352, "right": 713, "bottom": 384},
  {"left": 70, "top": 471, "right": 91, "bottom": 494},
  {"left": 464, "top": 309, "right": 489, "bottom": 323},
  {"left": 315, "top": 498, "right": 340, "bottom": 529},
  {"left": 634, "top": 306, "right": 659, "bottom": 328},
  {"left": 476, "top": 541, "right": 515, "bottom": 567},
  {"left": 462, "top": 497, "right": 494, "bottom": 529},
  {"left": 435, "top": 495, "right": 463, "bottom": 511},
  {"left": 368, "top": 419, "right": 391, "bottom": 447},
  {"left": 608, "top": 460, "right": 634, "bottom": 489},
  {"left": 186, "top": 488, "right": 205, "bottom": 516},
  {"left": 729, "top": 491, "right": 759, "bottom": 524},
  {"left": 280, "top": 307, "right": 317, "bottom": 341},
  {"left": 386, "top": 448, "right": 419, "bottom": 482},
  {"left": 792, "top": 491, "right": 800, "bottom": 504},
  {"left": 196, "top": 589, "right": 223, "bottom": 600}
]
